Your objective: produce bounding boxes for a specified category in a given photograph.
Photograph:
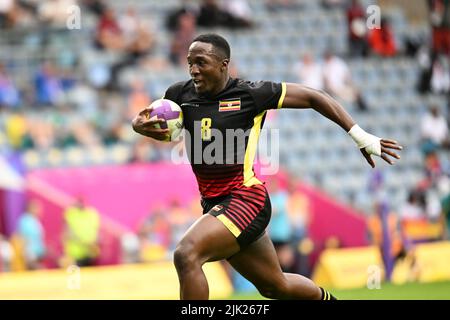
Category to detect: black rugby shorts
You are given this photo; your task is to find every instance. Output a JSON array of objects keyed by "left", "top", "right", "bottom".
[{"left": 201, "top": 184, "right": 272, "bottom": 248}]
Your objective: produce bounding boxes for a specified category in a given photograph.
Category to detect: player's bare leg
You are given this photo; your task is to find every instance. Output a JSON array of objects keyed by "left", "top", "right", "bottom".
[
  {"left": 173, "top": 214, "right": 240, "bottom": 300},
  {"left": 228, "top": 232, "right": 323, "bottom": 300}
]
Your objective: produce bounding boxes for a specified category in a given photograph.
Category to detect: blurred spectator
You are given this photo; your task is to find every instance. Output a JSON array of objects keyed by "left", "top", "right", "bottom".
[
  {"left": 417, "top": 49, "right": 450, "bottom": 94},
  {"left": 197, "top": 0, "right": 252, "bottom": 29},
  {"left": 129, "top": 137, "right": 156, "bottom": 163},
  {"left": 429, "top": 0, "right": 450, "bottom": 56},
  {"left": 416, "top": 46, "right": 434, "bottom": 94},
  {"left": 0, "top": 0, "right": 23, "bottom": 29},
  {"left": 101, "top": 121, "right": 125, "bottom": 146},
  {"left": 267, "top": 178, "right": 294, "bottom": 272},
  {"left": 368, "top": 168, "right": 385, "bottom": 196},
  {"left": 16, "top": 200, "right": 46, "bottom": 270},
  {"left": 138, "top": 206, "right": 172, "bottom": 262},
  {"left": 0, "top": 234, "right": 13, "bottom": 272},
  {"left": 405, "top": 31, "right": 425, "bottom": 58},
  {"left": 0, "top": 0, "right": 13, "bottom": 28},
  {"left": 63, "top": 197, "right": 100, "bottom": 267},
  {"left": 430, "top": 54, "right": 450, "bottom": 94},
  {"left": 195, "top": 0, "right": 223, "bottom": 28},
  {"left": 323, "top": 235, "right": 341, "bottom": 249},
  {"left": 27, "top": 114, "right": 58, "bottom": 150},
  {"left": 286, "top": 178, "right": 312, "bottom": 276},
  {"left": 81, "top": 0, "right": 106, "bottom": 17},
  {"left": 399, "top": 188, "right": 445, "bottom": 245},
  {"left": 346, "top": 0, "right": 368, "bottom": 57},
  {"left": 97, "top": 7, "right": 156, "bottom": 90},
  {"left": 420, "top": 105, "right": 449, "bottom": 155},
  {"left": 366, "top": 203, "right": 404, "bottom": 262},
  {"left": 70, "top": 118, "right": 102, "bottom": 148},
  {"left": 367, "top": 18, "right": 398, "bottom": 57},
  {"left": 322, "top": 51, "right": 368, "bottom": 111},
  {"left": 0, "top": 64, "right": 21, "bottom": 109},
  {"left": 425, "top": 188, "right": 443, "bottom": 222},
  {"left": 165, "top": 0, "right": 198, "bottom": 32},
  {"left": 399, "top": 190, "right": 426, "bottom": 221},
  {"left": 169, "top": 11, "right": 197, "bottom": 66},
  {"left": 120, "top": 232, "right": 140, "bottom": 263},
  {"left": 294, "top": 53, "right": 324, "bottom": 90},
  {"left": 423, "top": 150, "right": 444, "bottom": 188},
  {"left": 439, "top": 178, "right": 450, "bottom": 239},
  {"left": 16, "top": 0, "right": 39, "bottom": 22},
  {"left": 118, "top": 7, "right": 155, "bottom": 57},
  {"left": 168, "top": 198, "right": 195, "bottom": 251},
  {"left": 127, "top": 79, "right": 151, "bottom": 121},
  {"left": 34, "top": 61, "right": 64, "bottom": 106},
  {"left": 4, "top": 111, "right": 29, "bottom": 150},
  {"left": 38, "top": 0, "right": 76, "bottom": 28},
  {"left": 188, "top": 197, "right": 202, "bottom": 218},
  {"left": 94, "top": 92, "right": 129, "bottom": 145},
  {"left": 230, "top": 268, "right": 257, "bottom": 294},
  {"left": 223, "top": 0, "right": 254, "bottom": 27},
  {"left": 95, "top": 8, "right": 124, "bottom": 51},
  {"left": 286, "top": 179, "right": 310, "bottom": 244}
]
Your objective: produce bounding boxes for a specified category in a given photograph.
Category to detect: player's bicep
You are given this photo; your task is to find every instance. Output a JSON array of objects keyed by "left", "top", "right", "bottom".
[{"left": 281, "top": 83, "right": 321, "bottom": 109}]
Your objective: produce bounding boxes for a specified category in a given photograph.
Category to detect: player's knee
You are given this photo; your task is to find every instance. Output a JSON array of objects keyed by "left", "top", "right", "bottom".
[
  {"left": 256, "top": 279, "right": 289, "bottom": 299},
  {"left": 173, "top": 242, "right": 199, "bottom": 273}
]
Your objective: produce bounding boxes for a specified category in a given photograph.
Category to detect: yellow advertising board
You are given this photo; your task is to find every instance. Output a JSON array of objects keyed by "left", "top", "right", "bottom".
[
  {"left": 312, "top": 246, "right": 385, "bottom": 289},
  {"left": 0, "top": 261, "right": 233, "bottom": 300},
  {"left": 392, "top": 241, "right": 450, "bottom": 284}
]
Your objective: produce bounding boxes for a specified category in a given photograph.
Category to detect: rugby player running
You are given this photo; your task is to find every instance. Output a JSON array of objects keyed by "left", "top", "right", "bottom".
[{"left": 132, "top": 34, "right": 402, "bottom": 300}]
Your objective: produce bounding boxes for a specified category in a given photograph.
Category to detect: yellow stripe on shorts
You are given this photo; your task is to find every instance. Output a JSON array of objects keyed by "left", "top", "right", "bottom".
[{"left": 217, "top": 214, "right": 241, "bottom": 238}]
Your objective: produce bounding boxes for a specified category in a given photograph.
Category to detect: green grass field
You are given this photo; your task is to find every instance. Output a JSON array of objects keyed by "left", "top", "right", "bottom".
[{"left": 228, "top": 280, "right": 450, "bottom": 300}]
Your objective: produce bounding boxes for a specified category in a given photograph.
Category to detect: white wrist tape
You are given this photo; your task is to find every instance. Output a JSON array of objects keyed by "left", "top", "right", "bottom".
[{"left": 348, "top": 124, "right": 382, "bottom": 156}]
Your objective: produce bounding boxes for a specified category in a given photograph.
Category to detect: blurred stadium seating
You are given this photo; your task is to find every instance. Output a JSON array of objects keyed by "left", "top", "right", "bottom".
[{"left": 1, "top": 0, "right": 447, "bottom": 212}]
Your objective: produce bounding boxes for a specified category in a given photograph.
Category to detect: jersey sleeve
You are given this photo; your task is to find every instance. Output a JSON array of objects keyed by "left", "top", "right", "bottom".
[
  {"left": 247, "top": 81, "right": 287, "bottom": 114},
  {"left": 162, "top": 81, "right": 185, "bottom": 105}
]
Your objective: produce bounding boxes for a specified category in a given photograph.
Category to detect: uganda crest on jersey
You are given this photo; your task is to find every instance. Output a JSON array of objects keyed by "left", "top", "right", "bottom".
[{"left": 164, "top": 78, "right": 286, "bottom": 198}]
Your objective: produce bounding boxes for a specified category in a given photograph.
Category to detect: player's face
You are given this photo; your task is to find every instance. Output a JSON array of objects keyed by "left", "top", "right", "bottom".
[{"left": 187, "top": 42, "right": 228, "bottom": 95}]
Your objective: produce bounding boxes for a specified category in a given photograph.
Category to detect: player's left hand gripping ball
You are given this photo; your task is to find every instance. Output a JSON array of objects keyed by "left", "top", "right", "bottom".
[
  {"left": 138, "top": 99, "right": 184, "bottom": 142},
  {"left": 148, "top": 99, "right": 183, "bottom": 142}
]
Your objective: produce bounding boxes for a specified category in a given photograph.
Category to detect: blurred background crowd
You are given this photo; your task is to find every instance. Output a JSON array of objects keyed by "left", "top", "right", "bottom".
[{"left": 0, "top": 0, "right": 449, "bottom": 294}]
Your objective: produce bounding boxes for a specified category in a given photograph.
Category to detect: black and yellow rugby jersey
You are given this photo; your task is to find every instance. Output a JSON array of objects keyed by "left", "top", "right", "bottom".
[{"left": 164, "top": 78, "right": 287, "bottom": 198}]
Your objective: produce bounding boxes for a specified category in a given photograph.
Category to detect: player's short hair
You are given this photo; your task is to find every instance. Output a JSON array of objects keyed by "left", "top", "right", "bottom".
[{"left": 192, "top": 33, "right": 231, "bottom": 60}]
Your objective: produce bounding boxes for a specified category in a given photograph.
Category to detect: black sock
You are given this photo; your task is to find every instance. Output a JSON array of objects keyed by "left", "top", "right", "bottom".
[{"left": 320, "top": 287, "right": 337, "bottom": 300}]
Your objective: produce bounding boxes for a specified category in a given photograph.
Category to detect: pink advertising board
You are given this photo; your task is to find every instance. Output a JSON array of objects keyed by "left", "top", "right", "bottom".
[{"left": 26, "top": 163, "right": 367, "bottom": 266}]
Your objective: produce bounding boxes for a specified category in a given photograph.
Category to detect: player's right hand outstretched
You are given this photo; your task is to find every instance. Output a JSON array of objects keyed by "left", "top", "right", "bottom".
[
  {"left": 348, "top": 124, "right": 403, "bottom": 168},
  {"left": 132, "top": 106, "right": 169, "bottom": 141},
  {"left": 360, "top": 138, "right": 403, "bottom": 168}
]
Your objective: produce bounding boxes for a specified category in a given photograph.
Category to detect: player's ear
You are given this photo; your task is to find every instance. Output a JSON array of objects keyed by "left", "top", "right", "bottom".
[{"left": 221, "top": 59, "right": 229, "bottom": 71}]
